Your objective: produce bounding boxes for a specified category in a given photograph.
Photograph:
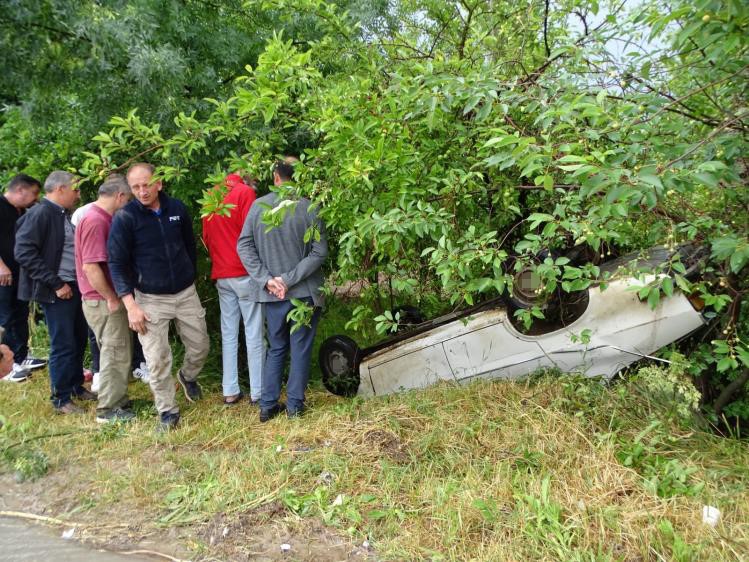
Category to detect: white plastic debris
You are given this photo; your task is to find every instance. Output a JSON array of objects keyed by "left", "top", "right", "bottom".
[
  {"left": 702, "top": 505, "right": 721, "bottom": 527},
  {"left": 362, "top": 539, "right": 370, "bottom": 549},
  {"left": 276, "top": 445, "right": 283, "bottom": 453},
  {"left": 61, "top": 527, "right": 76, "bottom": 539},
  {"left": 332, "top": 494, "right": 344, "bottom": 507},
  {"left": 280, "top": 543, "right": 291, "bottom": 551},
  {"left": 317, "top": 470, "right": 334, "bottom": 484},
  {"left": 222, "top": 526, "right": 229, "bottom": 537}
]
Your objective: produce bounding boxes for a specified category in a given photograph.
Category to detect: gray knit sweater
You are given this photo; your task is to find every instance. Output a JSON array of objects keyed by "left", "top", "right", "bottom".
[{"left": 237, "top": 192, "right": 328, "bottom": 306}]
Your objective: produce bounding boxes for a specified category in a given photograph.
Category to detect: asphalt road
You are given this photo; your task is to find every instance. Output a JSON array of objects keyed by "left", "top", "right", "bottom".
[{"left": 0, "top": 517, "right": 154, "bottom": 562}]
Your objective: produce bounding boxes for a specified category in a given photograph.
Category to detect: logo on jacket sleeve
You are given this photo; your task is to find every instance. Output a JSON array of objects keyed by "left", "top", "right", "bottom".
[{"left": 169, "top": 216, "right": 181, "bottom": 222}]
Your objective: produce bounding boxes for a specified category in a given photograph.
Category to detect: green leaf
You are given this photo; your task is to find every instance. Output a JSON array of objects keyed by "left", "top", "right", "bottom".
[
  {"left": 638, "top": 174, "right": 663, "bottom": 189},
  {"left": 729, "top": 245, "right": 749, "bottom": 273},
  {"left": 483, "top": 136, "right": 519, "bottom": 149},
  {"left": 662, "top": 277, "right": 673, "bottom": 297}
]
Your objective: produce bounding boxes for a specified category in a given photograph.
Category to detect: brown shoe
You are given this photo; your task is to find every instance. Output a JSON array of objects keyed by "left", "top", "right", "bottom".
[
  {"left": 74, "top": 388, "right": 98, "bottom": 401},
  {"left": 223, "top": 392, "right": 244, "bottom": 406},
  {"left": 55, "top": 402, "right": 85, "bottom": 415}
]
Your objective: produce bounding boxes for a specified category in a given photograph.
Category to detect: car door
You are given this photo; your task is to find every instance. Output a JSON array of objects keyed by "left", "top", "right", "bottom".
[{"left": 443, "top": 309, "right": 549, "bottom": 383}]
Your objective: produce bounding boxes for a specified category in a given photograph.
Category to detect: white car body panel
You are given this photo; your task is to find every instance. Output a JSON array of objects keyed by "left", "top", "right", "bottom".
[{"left": 357, "top": 278, "right": 705, "bottom": 398}]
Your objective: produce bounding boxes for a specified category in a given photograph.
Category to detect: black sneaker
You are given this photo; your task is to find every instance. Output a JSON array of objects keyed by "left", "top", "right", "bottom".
[
  {"left": 96, "top": 408, "right": 136, "bottom": 424},
  {"left": 19, "top": 357, "right": 47, "bottom": 371},
  {"left": 74, "top": 388, "right": 98, "bottom": 401},
  {"left": 157, "top": 411, "right": 180, "bottom": 433},
  {"left": 259, "top": 402, "right": 285, "bottom": 423},
  {"left": 177, "top": 371, "right": 202, "bottom": 403},
  {"left": 287, "top": 405, "right": 306, "bottom": 419}
]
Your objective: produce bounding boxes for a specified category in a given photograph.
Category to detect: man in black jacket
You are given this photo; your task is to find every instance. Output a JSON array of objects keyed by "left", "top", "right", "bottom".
[
  {"left": 0, "top": 174, "right": 45, "bottom": 383},
  {"left": 108, "top": 163, "right": 209, "bottom": 431},
  {"left": 15, "top": 171, "right": 95, "bottom": 414}
]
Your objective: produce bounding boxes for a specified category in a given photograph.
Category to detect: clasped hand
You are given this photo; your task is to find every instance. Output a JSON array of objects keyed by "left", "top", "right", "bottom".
[{"left": 266, "top": 277, "right": 288, "bottom": 300}]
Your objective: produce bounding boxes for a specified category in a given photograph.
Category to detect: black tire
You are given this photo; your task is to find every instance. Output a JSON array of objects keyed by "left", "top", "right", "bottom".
[{"left": 319, "top": 335, "right": 361, "bottom": 397}]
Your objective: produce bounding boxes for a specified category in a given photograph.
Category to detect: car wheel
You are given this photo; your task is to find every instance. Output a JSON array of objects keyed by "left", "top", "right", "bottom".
[
  {"left": 319, "top": 335, "right": 361, "bottom": 397},
  {"left": 510, "top": 266, "right": 548, "bottom": 310}
]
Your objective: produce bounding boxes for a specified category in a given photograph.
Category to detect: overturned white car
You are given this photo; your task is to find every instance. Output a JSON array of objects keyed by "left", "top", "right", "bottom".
[{"left": 319, "top": 247, "right": 707, "bottom": 397}]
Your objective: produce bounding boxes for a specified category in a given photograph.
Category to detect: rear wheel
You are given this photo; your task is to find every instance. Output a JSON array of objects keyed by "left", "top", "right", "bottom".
[{"left": 319, "top": 335, "right": 361, "bottom": 397}]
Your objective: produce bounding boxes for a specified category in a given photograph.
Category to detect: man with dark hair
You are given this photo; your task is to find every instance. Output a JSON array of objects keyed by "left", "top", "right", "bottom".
[
  {"left": 76, "top": 175, "right": 135, "bottom": 423},
  {"left": 0, "top": 174, "right": 45, "bottom": 382},
  {"left": 15, "top": 171, "right": 95, "bottom": 413},
  {"left": 237, "top": 159, "right": 328, "bottom": 422},
  {"left": 109, "top": 163, "right": 209, "bottom": 432}
]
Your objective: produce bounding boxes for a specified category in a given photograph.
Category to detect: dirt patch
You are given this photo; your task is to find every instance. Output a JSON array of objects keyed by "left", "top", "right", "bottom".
[
  {"left": 198, "top": 511, "right": 375, "bottom": 561},
  {"left": 0, "top": 473, "right": 375, "bottom": 561},
  {"left": 361, "top": 429, "right": 409, "bottom": 463}
]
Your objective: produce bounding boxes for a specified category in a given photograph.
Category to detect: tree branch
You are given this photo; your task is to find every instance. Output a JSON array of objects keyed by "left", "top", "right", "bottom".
[
  {"left": 663, "top": 111, "right": 749, "bottom": 169},
  {"left": 629, "top": 63, "right": 749, "bottom": 128},
  {"left": 457, "top": 1, "right": 476, "bottom": 60},
  {"left": 713, "top": 368, "right": 749, "bottom": 418},
  {"left": 543, "top": 0, "right": 551, "bottom": 58}
]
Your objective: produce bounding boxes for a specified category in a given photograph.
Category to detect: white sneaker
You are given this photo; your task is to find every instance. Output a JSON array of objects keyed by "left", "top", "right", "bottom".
[
  {"left": 132, "top": 362, "right": 150, "bottom": 384},
  {"left": 91, "top": 372, "right": 100, "bottom": 393},
  {"left": 3, "top": 363, "right": 31, "bottom": 383}
]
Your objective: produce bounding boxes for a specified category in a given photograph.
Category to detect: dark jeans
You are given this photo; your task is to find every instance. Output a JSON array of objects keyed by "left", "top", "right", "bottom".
[
  {"left": 0, "top": 284, "right": 29, "bottom": 362},
  {"left": 262, "top": 298, "right": 321, "bottom": 411},
  {"left": 131, "top": 333, "right": 145, "bottom": 368},
  {"left": 41, "top": 284, "right": 87, "bottom": 407},
  {"left": 87, "top": 327, "right": 100, "bottom": 372},
  {"left": 86, "top": 325, "right": 145, "bottom": 372}
]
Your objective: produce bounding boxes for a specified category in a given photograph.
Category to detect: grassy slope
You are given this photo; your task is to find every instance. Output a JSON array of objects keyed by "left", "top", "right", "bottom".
[{"left": 1, "top": 366, "right": 747, "bottom": 561}]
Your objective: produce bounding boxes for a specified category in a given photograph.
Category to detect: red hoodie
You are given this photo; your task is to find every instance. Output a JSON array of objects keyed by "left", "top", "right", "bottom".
[{"left": 202, "top": 174, "right": 257, "bottom": 280}]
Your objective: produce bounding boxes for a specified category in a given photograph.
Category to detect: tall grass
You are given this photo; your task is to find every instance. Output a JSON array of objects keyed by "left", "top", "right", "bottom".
[{"left": 1, "top": 366, "right": 747, "bottom": 560}]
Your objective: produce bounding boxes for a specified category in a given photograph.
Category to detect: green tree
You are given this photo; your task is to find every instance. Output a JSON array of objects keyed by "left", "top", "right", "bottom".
[
  {"left": 20, "top": 0, "right": 749, "bottom": 423},
  {"left": 0, "top": 0, "right": 389, "bottom": 180}
]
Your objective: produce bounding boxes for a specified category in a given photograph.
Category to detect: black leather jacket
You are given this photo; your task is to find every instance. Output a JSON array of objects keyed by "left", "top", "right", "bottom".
[{"left": 14, "top": 199, "right": 68, "bottom": 304}]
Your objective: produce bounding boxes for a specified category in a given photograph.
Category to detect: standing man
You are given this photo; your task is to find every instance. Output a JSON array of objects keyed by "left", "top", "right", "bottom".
[
  {"left": 108, "top": 163, "right": 209, "bottom": 431},
  {"left": 72, "top": 200, "right": 150, "bottom": 391},
  {"left": 237, "top": 159, "right": 328, "bottom": 422},
  {"left": 0, "top": 174, "right": 46, "bottom": 382},
  {"left": 202, "top": 173, "right": 264, "bottom": 405},
  {"left": 15, "top": 171, "right": 95, "bottom": 413},
  {"left": 75, "top": 175, "right": 135, "bottom": 423}
]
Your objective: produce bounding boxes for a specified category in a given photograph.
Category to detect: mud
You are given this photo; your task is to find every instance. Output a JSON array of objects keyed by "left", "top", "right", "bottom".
[{"left": 0, "top": 471, "right": 376, "bottom": 561}]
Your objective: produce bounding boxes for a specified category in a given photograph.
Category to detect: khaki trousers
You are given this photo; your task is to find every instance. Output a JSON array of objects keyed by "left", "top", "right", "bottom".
[
  {"left": 82, "top": 300, "right": 132, "bottom": 414},
  {"left": 135, "top": 284, "right": 209, "bottom": 415}
]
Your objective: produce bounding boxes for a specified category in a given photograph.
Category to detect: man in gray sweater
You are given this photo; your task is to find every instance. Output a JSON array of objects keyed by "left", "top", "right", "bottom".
[{"left": 237, "top": 160, "right": 328, "bottom": 421}]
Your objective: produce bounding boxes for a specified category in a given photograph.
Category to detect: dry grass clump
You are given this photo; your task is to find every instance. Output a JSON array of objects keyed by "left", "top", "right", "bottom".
[{"left": 1, "top": 371, "right": 747, "bottom": 561}]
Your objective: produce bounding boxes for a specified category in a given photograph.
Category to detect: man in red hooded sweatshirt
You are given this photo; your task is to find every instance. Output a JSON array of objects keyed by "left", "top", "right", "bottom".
[{"left": 202, "top": 174, "right": 264, "bottom": 405}]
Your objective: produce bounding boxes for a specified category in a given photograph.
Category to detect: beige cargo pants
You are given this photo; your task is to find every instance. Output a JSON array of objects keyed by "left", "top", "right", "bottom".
[
  {"left": 135, "top": 284, "right": 209, "bottom": 415},
  {"left": 82, "top": 300, "right": 132, "bottom": 415}
]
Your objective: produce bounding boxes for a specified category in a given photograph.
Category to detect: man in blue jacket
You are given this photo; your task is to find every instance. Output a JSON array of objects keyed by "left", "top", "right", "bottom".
[
  {"left": 108, "top": 163, "right": 209, "bottom": 431},
  {"left": 15, "top": 171, "right": 95, "bottom": 413}
]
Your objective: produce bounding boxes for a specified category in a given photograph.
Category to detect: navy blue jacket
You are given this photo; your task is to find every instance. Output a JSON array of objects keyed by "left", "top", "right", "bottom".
[
  {"left": 14, "top": 199, "right": 69, "bottom": 304},
  {"left": 108, "top": 193, "right": 197, "bottom": 296}
]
